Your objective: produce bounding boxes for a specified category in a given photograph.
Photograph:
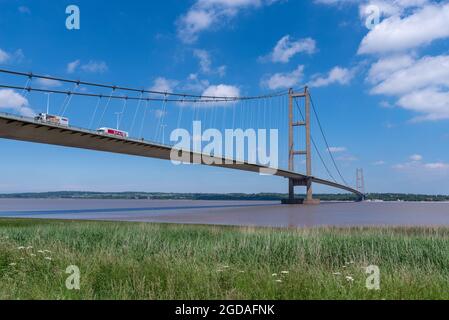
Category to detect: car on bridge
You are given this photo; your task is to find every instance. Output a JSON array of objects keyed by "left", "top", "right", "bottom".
[
  {"left": 34, "top": 113, "right": 69, "bottom": 127},
  {"left": 97, "top": 127, "right": 129, "bottom": 138}
]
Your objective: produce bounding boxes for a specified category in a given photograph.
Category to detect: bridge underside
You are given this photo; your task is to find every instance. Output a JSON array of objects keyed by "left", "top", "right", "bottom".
[{"left": 0, "top": 113, "right": 364, "bottom": 200}]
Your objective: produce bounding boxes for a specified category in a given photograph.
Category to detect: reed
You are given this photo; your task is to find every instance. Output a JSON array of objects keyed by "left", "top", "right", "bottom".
[{"left": 0, "top": 219, "right": 448, "bottom": 300}]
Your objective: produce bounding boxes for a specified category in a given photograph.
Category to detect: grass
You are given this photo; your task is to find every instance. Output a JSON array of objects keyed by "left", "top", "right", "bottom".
[{"left": 0, "top": 218, "right": 448, "bottom": 300}]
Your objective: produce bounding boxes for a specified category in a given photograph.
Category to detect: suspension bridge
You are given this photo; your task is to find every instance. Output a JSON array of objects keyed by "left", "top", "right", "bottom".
[{"left": 0, "top": 69, "right": 365, "bottom": 203}]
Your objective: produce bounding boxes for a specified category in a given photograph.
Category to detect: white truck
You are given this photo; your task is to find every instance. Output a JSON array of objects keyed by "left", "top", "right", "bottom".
[
  {"left": 97, "top": 127, "right": 129, "bottom": 138},
  {"left": 34, "top": 113, "right": 69, "bottom": 127}
]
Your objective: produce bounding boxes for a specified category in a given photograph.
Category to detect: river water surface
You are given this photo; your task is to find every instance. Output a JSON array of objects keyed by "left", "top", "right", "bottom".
[{"left": 0, "top": 199, "right": 449, "bottom": 228}]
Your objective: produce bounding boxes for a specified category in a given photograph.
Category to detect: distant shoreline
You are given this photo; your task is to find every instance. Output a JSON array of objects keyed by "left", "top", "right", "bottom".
[{"left": 1, "top": 192, "right": 449, "bottom": 202}]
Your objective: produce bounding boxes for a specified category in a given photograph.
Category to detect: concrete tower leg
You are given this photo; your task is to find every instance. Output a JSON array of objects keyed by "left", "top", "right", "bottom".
[{"left": 283, "top": 87, "right": 320, "bottom": 205}]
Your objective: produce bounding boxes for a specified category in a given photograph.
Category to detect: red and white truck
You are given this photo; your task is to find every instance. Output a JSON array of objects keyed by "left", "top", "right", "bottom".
[
  {"left": 97, "top": 127, "right": 129, "bottom": 138},
  {"left": 34, "top": 113, "right": 69, "bottom": 127}
]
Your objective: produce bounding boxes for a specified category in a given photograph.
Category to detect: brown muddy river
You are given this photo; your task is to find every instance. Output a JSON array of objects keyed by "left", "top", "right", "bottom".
[{"left": 1, "top": 199, "right": 449, "bottom": 227}]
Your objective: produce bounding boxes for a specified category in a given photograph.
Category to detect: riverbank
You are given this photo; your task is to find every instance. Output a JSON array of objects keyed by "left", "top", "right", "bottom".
[
  {"left": 0, "top": 219, "right": 448, "bottom": 299},
  {"left": 2, "top": 191, "right": 449, "bottom": 202}
]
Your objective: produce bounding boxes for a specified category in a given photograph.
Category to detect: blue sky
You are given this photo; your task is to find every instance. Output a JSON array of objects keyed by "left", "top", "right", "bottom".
[{"left": 0, "top": 0, "right": 449, "bottom": 194}]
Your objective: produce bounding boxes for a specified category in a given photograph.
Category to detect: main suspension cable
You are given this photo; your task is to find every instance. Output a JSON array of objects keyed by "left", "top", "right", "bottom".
[
  {"left": 294, "top": 98, "right": 338, "bottom": 184},
  {"left": 309, "top": 93, "right": 349, "bottom": 186},
  {"left": 0, "top": 68, "right": 289, "bottom": 100},
  {"left": 0, "top": 83, "right": 286, "bottom": 104}
]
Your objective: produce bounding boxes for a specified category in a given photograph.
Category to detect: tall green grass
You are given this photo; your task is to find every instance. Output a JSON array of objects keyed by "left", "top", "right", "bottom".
[{"left": 0, "top": 219, "right": 448, "bottom": 300}]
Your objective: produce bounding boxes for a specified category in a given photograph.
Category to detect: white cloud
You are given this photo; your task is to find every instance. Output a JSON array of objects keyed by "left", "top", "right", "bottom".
[
  {"left": 368, "top": 55, "right": 449, "bottom": 121},
  {"left": 0, "top": 89, "right": 27, "bottom": 108},
  {"left": 67, "top": 60, "right": 108, "bottom": 74},
  {"left": 36, "top": 78, "right": 63, "bottom": 88},
  {"left": 81, "top": 60, "right": 108, "bottom": 73},
  {"left": 67, "top": 60, "right": 80, "bottom": 74},
  {"left": 410, "top": 154, "right": 423, "bottom": 161},
  {"left": 268, "top": 36, "right": 316, "bottom": 63},
  {"left": 182, "top": 73, "right": 210, "bottom": 92},
  {"left": 318, "top": 0, "right": 449, "bottom": 122},
  {"left": 424, "top": 162, "right": 449, "bottom": 170},
  {"left": 358, "top": 2, "right": 449, "bottom": 54},
  {"left": 181, "top": 73, "right": 210, "bottom": 93},
  {"left": 372, "top": 160, "right": 386, "bottom": 165},
  {"left": 177, "top": 9, "right": 214, "bottom": 44},
  {"left": 397, "top": 88, "right": 449, "bottom": 121},
  {"left": 0, "top": 89, "right": 34, "bottom": 117},
  {"left": 313, "top": 0, "right": 361, "bottom": 6},
  {"left": 366, "top": 54, "right": 415, "bottom": 84},
  {"left": 263, "top": 65, "right": 304, "bottom": 90},
  {"left": 194, "top": 49, "right": 212, "bottom": 73},
  {"left": 217, "top": 65, "right": 227, "bottom": 77},
  {"left": 316, "top": 0, "right": 429, "bottom": 15},
  {"left": 355, "top": 2, "right": 449, "bottom": 122},
  {"left": 358, "top": 0, "right": 429, "bottom": 19},
  {"left": 0, "top": 48, "right": 24, "bottom": 65},
  {"left": 0, "top": 49, "right": 9, "bottom": 63},
  {"left": 12, "top": 49, "right": 24, "bottom": 63},
  {"left": 327, "top": 146, "right": 347, "bottom": 153},
  {"left": 202, "top": 84, "right": 240, "bottom": 98},
  {"left": 150, "top": 77, "right": 179, "bottom": 93},
  {"left": 193, "top": 49, "right": 226, "bottom": 77},
  {"left": 371, "top": 55, "right": 449, "bottom": 96},
  {"left": 314, "top": 0, "right": 342, "bottom": 4},
  {"left": 199, "top": 84, "right": 241, "bottom": 106},
  {"left": 152, "top": 74, "right": 212, "bottom": 96},
  {"left": 314, "top": 0, "right": 359, "bottom": 5},
  {"left": 309, "top": 66, "right": 355, "bottom": 87},
  {"left": 393, "top": 154, "right": 449, "bottom": 172},
  {"left": 177, "top": 0, "right": 282, "bottom": 43},
  {"left": 379, "top": 101, "right": 394, "bottom": 108}
]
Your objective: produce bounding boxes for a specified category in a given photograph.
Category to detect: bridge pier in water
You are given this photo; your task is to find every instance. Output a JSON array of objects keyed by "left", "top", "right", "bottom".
[
  {"left": 282, "top": 87, "right": 320, "bottom": 205},
  {"left": 282, "top": 178, "right": 320, "bottom": 205}
]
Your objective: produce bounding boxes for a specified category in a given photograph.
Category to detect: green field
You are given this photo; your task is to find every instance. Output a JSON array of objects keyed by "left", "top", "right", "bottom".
[{"left": 0, "top": 219, "right": 448, "bottom": 300}]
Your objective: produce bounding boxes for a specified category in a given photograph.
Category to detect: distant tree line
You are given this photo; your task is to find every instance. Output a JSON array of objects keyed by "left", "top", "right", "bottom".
[{"left": 1, "top": 192, "right": 449, "bottom": 202}]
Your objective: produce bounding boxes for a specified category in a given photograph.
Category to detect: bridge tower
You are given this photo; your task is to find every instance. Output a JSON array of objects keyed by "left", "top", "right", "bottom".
[
  {"left": 282, "top": 87, "right": 320, "bottom": 205},
  {"left": 356, "top": 168, "right": 366, "bottom": 200}
]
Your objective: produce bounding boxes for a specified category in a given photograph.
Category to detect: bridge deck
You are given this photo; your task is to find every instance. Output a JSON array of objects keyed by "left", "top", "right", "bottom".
[{"left": 0, "top": 113, "right": 363, "bottom": 197}]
